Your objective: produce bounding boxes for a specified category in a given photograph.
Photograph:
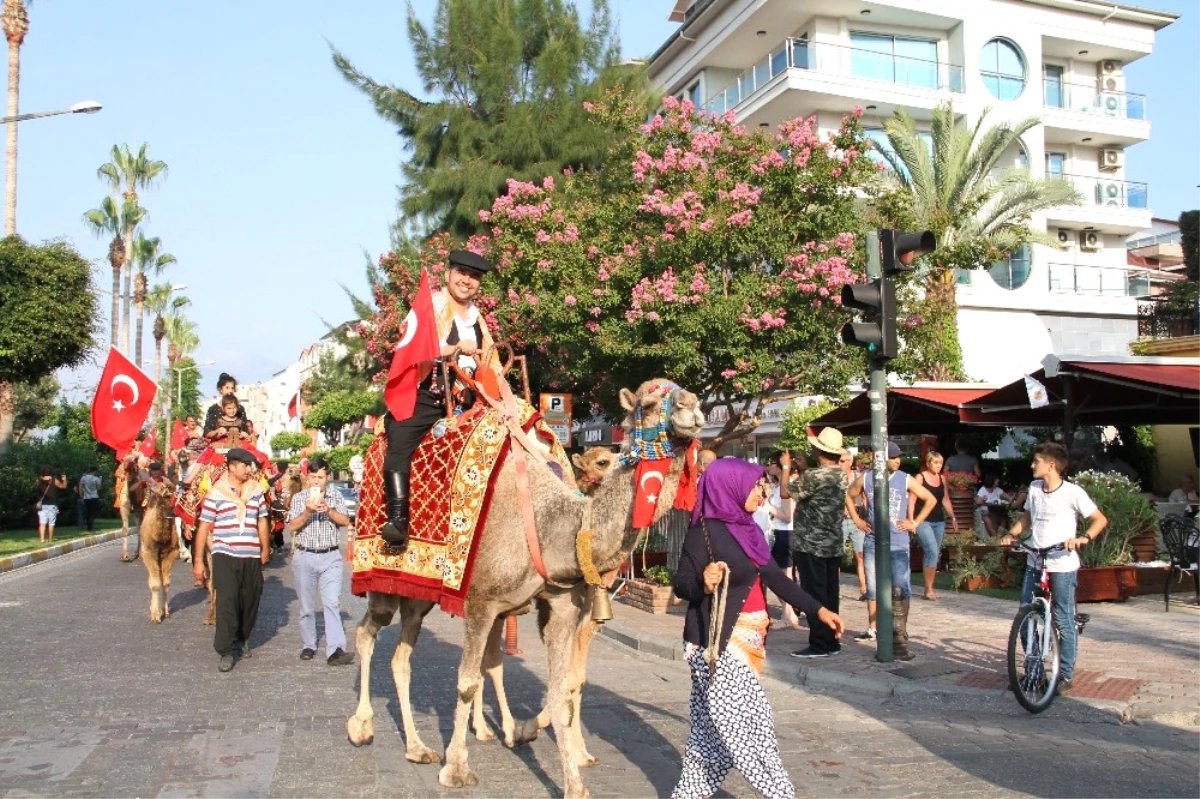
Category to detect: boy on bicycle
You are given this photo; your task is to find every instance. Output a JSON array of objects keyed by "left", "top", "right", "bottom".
[{"left": 999, "top": 442, "right": 1106, "bottom": 694}]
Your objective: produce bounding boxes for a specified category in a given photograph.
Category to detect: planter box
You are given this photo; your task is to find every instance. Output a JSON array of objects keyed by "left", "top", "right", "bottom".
[
  {"left": 1134, "top": 566, "right": 1196, "bottom": 596},
  {"left": 1129, "top": 529, "right": 1161, "bottom": 563},
  {"left": 618, "top": 579, "right": 674, "bottom": 614},
  {"left": 958, "top": 575, "right": 1004, "bottom": 592},
  {"left": 621, "top": 551, "right": 668, "bottom": 579},
  {"left": 1077, "top": 565, "right": 1138, "bottom": 603}
]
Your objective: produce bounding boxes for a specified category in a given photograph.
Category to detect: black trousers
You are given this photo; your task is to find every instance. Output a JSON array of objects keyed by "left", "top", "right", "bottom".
[
  {"left": 383, "top": 389, "right": 446, "bottom": 474},
  {"left": 84, "top": 498, "right": 100, "bottom": 532},
  {"left": 211, "top": 553, "right": 263, "bottom": 657},
  {"left": 796, "top": 551, "right": 841, "bottom": 654}
]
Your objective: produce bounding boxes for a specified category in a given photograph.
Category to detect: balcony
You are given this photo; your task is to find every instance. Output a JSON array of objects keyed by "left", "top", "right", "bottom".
[
  {"left": 1138, "top": 298, "right": 1199, "bottom": 339},
  {"left": 1042, "top": 80, "right": 1150, "bottom": 146},
  {"left": 1048, "top": 263, "right": 1149, "bottom": 298},
  {"left": 702, "top": 38, "right": 963, "bottom": 121},
  {"left": 1045, "top": 173, "right": 1151, "bottom": 234}
]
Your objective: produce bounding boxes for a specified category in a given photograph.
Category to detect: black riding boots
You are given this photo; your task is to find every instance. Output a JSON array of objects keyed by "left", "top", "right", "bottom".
[
  {"left": 380, "top": 470, "right": 410, "bottom": 548},
  {"left": 893, "top": 585, "right": 915, "bottom": 661}
]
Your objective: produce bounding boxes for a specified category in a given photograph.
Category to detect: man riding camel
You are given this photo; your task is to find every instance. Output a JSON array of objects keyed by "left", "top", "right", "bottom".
[{"left": 380, "top": 250, "right": 502, "bottom": 548}]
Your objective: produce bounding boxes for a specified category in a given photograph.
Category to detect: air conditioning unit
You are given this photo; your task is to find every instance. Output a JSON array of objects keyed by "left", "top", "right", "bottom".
[
  {"left": 1098, "top": 148, "right": 1124, "bottom": 171},
  {"left": 1097, "top": 60, "right": 1125, "bottom": 92},
  {"left": 1078, "top": 230, "right": 1103, "bottom": 252},
  {"left": 1096, "top": 180, "right": 1124, "bottom": 206},
  {"left": 1055, "top": 228, "right": 1076, "bottom": 249},
  {"left": 1097, "top": 59, "right": 1123, "bottom": 77},
  {"left": 1097, "top": 91, "right": 1122, "bottom": 116}
]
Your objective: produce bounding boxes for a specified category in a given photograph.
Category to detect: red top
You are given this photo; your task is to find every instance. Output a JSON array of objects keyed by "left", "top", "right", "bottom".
[{"left": 742, "top": 577, "right": 766, "bottom": 613}]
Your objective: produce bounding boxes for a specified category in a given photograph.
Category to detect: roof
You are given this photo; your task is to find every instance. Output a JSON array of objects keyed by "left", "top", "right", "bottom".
[{"left": 811, "top": 385, "right": 999, "bottom": 435}]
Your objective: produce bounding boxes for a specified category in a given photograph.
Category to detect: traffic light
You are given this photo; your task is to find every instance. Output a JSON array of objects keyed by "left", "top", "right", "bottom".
[
  {"left": 841, "top": 277, "right": 897, "bottom": 359},
  {"left": 882, "top": 229, "right": 936, "bottom": 274}
]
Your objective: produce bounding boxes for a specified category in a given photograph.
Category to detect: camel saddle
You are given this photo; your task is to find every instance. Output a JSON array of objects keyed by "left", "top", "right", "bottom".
[{"left": 352, "top": 399, "right": 572, "bottom": 617}]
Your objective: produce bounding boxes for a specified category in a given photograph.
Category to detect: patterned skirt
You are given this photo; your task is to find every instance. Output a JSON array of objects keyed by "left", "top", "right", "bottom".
[{"left": 672, "top": 612, "right": 794, "bottom": 799}]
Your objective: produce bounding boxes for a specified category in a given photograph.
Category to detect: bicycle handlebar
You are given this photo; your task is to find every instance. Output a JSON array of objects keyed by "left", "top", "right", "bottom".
[{"left": 1007, "top": 541, "right": 1067, "bottom": 556}]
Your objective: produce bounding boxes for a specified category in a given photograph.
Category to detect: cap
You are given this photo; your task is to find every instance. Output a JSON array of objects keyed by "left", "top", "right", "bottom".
[
  {"left": 887, "top": 442, "right": 903, "bottom": 458},
  {"left": 448, "top": 250, "right": 494, "bottom": 274},
  {"left": 149, "top": 461, "right": 163, "bottom": 471},
  {"left": 225, "top": 448, "right": 255, "bottom": 465}
]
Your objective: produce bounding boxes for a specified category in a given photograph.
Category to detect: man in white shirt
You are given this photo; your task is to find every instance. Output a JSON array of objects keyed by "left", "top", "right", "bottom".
[{"left": 1000, "top": 442, "right": 1107, "bottom": 694}]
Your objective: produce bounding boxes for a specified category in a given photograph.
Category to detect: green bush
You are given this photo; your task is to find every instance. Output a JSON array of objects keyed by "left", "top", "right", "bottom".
[
  {"left": 0, "top": 464, "right": 38, "bottom": 528},
  {"left": 0, "top": 439, "right": 117, "bottom": 528},
  {"left": 642, "top": 565, "right": 674, "bottom": 586},
  {"left": 1072, "top": 470, "right": 1156, "bottom": 568}
]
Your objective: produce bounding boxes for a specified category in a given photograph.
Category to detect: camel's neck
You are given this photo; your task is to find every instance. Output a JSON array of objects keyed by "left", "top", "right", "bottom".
[{"left": 585, "top": 455, "right": 685, "bottom": 572}]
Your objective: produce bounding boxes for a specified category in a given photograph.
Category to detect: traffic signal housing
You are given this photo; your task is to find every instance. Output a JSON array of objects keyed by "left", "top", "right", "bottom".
[
  {"left": 841, "top": 277, "right": 897, "bottom": 360},
  {"left": 882, "top": 229, "right": 936, "bottom": 274}
]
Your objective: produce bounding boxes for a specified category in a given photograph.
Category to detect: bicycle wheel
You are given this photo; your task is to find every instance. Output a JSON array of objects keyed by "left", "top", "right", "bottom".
[{"left": 1007, "top": 603, "right": 1060, "bottom": 713}]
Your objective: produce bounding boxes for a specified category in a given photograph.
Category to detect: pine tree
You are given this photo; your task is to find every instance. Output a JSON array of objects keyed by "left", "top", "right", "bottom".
[{"left": 332, "top": 0, "right": 646, "bottom": 238}]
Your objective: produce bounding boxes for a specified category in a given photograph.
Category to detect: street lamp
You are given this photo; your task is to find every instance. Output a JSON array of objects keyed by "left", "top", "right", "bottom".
[
  {"left": 174, "top": 359, "right": 216, "bottom": 407},
  {"left": 0, "top": 100, "right": 102, "bottom": 125}
]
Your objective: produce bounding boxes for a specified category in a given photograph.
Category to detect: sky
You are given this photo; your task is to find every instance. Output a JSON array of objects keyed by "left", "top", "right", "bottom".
[{"left": 15, "top": 0, "right": 1199, "bottom": 401}]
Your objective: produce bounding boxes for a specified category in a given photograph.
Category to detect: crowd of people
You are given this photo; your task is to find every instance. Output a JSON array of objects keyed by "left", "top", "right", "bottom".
[{"left": 674, "top": 434, "right": 1112, "bottom": 798}]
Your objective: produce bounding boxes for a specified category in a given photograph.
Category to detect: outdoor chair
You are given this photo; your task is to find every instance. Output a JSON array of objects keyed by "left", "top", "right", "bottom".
[{"left": 1160, "top": 513, "right": 1199, "bottom": 612}]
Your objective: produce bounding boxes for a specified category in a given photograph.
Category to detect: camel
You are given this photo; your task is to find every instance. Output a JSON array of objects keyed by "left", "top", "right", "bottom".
[
  {"left": 346, "top": 380, "right": 704, "bottom": 798},
  {"left": 138, "top": 481, "right": 180, "bottom": 623},
  {"left": 572, "top": 447, "right": 620, "bottom": 496},
  {"left": 117, "top": 459, "right": 138, "bottom": 562}
]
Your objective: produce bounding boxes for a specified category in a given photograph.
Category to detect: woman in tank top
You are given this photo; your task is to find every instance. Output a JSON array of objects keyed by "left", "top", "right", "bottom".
[{"left": 909, "top": 451, "right": 959, "bottom": 600}]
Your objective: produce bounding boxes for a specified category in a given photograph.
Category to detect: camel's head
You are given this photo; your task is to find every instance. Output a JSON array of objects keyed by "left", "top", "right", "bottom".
[
  {"left": 144, "top": 480, "right": 174, "bottom": 510},
  {"left": 618, "top": 379, "right": 705, "bottom": 448},
  {"left": 571, "top": 447, "right": 619, "bottom": 495}
]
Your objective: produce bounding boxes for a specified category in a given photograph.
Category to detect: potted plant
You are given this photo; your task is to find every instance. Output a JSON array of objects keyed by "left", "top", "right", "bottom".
[
  {"left": 620, "top": 565, "right": 676, "bottom": 614},
  {"left": 949, "top": 549, "right": 1003, "bottom": 592},
  {"left": 1072, "top": 470, "right": 1155, "bottom": 602}
]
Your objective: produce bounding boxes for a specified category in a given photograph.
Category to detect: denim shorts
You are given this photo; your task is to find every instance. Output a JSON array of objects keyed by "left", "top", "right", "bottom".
[
  {"left": 844, "top": 518, "right": 865, "bottom": 554},
  {"left": 862, "top": 536, "right": 912, "bottom": 601},
  {"left": 37, "top": 504, "right": 58, "bottom": 526}
]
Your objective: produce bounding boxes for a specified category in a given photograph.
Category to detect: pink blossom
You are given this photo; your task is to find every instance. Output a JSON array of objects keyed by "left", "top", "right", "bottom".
[
  {"left": 590, "top": 306, "right": 601, "bottom": 317},
  {"left": 537, "top": 259, "right": 552, "bottom": 270},
  {"left": 507, "top": 288, "right": 520, "bottom": 302},
  {"left": 726, "top": 209, "right": 753, "bottom": 227},
  {"left": 586, "top": 321, "right": 600, "bottom": 333},
  {"left": 542, "top": 176, "right": 555, "bottom": 191},
  {"left": 721, "top": 369, "right": 738, "bottom": 379},
  {"left": 535, "top": 230, "right": 551, "bottom": 244},
  {"left": 478, "top": 209, "right": 491, "bottom": 222},
  {"left": 646, "top": 311, "right": 660, "bottom": 322},
  {"left": 564, "top": 295, "right": 577, "bottom": 306}
]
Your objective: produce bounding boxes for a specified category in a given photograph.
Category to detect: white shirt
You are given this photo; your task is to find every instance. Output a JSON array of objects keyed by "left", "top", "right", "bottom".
[
  {"left": 1024, "top": 480, "right": 1099, "bottom": 573},
  {"left": 1168, "top": 488, "right": 1199, "bottom": 505},
  {"left": 768, "top": 484, "right": 793, "bottom": 531},
  {"left": 976, "top": 486, "right": 1006, "bottom": 505},
  {"left": 451, "top": 306, "right": 480, "bottom": 373},
  {"left": 79, "top": 473, "right": 101, "bottom": 500}
]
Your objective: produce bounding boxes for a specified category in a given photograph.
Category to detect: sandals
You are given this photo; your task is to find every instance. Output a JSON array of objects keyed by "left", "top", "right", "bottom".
[{"left": 923, "top": 592, "right": 939, "bottom": 601}]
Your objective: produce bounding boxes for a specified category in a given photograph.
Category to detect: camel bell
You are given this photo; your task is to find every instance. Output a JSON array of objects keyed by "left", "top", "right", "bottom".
[{"left": 590, "top": 584, "right": 613, "bottom": 623}]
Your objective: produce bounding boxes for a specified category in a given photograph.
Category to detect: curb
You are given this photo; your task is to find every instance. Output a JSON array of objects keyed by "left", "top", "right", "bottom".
[{"left": 0, "top": 528, "right": 137, "bottom": 574}]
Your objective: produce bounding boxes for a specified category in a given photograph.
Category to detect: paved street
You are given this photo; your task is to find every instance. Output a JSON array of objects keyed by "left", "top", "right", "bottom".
[{"left": 0, "top": 539, "right": 1196, "bottom": 798}]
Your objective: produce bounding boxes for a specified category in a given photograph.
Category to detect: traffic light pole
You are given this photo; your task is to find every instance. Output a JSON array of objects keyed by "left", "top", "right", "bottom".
[{"left": 865, "top": 231, "right": 894, "bottom": 663}]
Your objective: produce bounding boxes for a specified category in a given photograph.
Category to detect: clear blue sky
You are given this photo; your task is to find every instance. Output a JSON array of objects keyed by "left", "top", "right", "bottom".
[{"left": 16, "top": 1, "right": 1197, "bottom": 400}]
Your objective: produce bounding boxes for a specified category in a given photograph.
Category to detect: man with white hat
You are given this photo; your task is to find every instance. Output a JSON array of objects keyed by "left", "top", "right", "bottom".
[{"left": 790, "top": 427, "right": 852, "bottom": 658}]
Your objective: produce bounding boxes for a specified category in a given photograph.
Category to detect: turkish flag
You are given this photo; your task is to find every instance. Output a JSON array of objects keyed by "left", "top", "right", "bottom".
[
  {"left": 632, "top": 458, "right": 670, "bottom": 529},
  {"left": 170, "top": 419, "right": 186, "bottom": 450},
  {"left": 287, "top": 392, "right": 299, "bottom": 419},
  {"left": 139, "top": 436, "right": 158, "bottom": 458},
  {"left": 672, "top": 440, "right": 700, "bottom": 513},
  {"left": 91, "top": 347, "right": 157, "bottom": 455},
  {"left": 384, "top": 268, "right": 440, "bottom": 422}
]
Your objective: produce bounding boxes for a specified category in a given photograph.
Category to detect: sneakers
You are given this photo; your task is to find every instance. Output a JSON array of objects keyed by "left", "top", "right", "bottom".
[
  {"left": 236, "top": 640, "right": 251, "bottom": 659},
  {"left": 790, "top": 647, "right": 839, "bottom": 659},
  {"left": 1058, "top": 677, "right": 1074, "bottom": 695},
  {"left": 218, "top": 654, "right": 234, "bottom": 673},
  {"left": 854, "top": 628, "right": 877, "bottom": 642},
  {"left": 327, "top": 648, "right": 355, "bottom": 666},
  {"left": 299, "top": 648, "right": 316, "bottom": 661}
]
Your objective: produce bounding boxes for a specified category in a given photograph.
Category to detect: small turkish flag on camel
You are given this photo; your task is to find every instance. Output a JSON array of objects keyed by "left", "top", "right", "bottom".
[
  {"left": 91, "top": 347, "right": 157, "bottom": 455},
  {"left": 170, "top": 419, "right": 186, "bottom": 450},
  {"left": 287, "top": 391, "right": 299, "bottom": 419},
  {"left": 384, "top": 268, "right": 440, "bottom": 422}
]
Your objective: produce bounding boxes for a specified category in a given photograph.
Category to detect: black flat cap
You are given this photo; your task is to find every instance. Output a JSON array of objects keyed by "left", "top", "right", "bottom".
[
  {"left": 448, "top": 250, "right": 494, "bottom": 274},
  {"left": 225, "top": 448, "right": 255, "bottom": 465}
]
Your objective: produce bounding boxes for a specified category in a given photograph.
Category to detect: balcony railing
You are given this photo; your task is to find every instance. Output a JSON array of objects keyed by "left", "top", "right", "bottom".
[
  {"left": 702, "top": 38, "right": 964, "bottom": 117},
  {"left": 1127, "top": 230, "right": 1183, "bottom": 249},
  {"left": 1043, "top": 80, "right": 1146, "bottom": 121},
  {"left": 1138, "top": 298, "right": 1200, "bottom": 338},
  {"left": 1054, "top": 173, "right": 1148, "bottom": 210},
  {"left": 1048, "top": 263, "right": 1149, "bottom": 297}
]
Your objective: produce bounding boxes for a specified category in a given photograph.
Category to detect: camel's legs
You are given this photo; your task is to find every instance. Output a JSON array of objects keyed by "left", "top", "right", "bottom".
[
  {"left": 473, "top": 616, "right": 516, "bottom": 746},
  {"left": 145, "top": 544, "right": 164, "bottom": 624},
  {"left": 119, "top": 503, "right": 133, "bottom": 560},
  {"left": 202, "top": 546, "right": 216, "bottom": 626},
  {"left": 347, "top": 593, "right": 397, "bottom": 747},
  {"left": 393, "top": 598, "right": 441, "bottom": 764},
  {"left": 438, "top": 605, "right": 499, "bottom": 789},
  {"left": 161, "top": 547, "right": 178, "bottom": 619},
  {"left": 539, "top": 590, "right": 589, "bottom": 799}
]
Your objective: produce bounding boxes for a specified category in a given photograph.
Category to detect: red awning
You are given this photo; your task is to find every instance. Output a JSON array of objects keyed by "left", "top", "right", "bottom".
[
  {"left": 1069, "top": 361, "right": 1198, "bottom": 393},
  {"left": 811, "top": 386, "right": 996, "bottom": 435}
]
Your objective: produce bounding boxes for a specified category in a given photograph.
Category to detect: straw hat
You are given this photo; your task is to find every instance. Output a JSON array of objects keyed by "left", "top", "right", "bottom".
[{"left": 807, "top": 427, "right": 846, "bottom": 456}]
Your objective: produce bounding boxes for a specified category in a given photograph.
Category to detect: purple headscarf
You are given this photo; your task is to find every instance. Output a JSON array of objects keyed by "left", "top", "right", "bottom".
[{"left": 691, "top": 458, "right": 771, "bottom": 566}]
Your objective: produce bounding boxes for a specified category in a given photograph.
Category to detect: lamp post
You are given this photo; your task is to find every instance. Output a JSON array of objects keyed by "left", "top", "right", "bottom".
[{"left": 5, "top": 101, "right": 103, "bottom": 235}]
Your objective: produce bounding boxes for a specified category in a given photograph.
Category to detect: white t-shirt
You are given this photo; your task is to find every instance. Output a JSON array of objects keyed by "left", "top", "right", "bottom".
[
  {"left": 976, "top": 486, "right": 1006, "bottom": 505},
  {"left": 1168, "top": 488, "right": 1199, "bottom": 505},
  {"left": 769, "top": 484, "right": 793, "bottom": 532},
  {"left": 451, "top": 307, "right": 480, "bottom": 373},
  {"left": 1024, "top": 479, "right": 1099, "bottom": 573}
]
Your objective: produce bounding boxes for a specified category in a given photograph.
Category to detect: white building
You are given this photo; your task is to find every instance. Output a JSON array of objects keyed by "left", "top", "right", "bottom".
[{"left": 650, "top": 0, "right": 1177, "bottom": 385}]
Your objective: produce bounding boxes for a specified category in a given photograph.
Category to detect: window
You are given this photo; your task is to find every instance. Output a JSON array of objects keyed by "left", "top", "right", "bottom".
[
  {"left": 686, "top": 80, "right": 701, "bottom": 109},
  {"left": 988, "top": 245, "right": 1032, "bottom": 290},
  {"left": 955, "top": 268, "right": 973, "bottom": 285},
  {"left": 851, "top": 33, "right": 939, "bottom": 89},
  {"left": 864, "top": 127, "right": 932, "bottom": 174},
  {"left": 980, "top": 38, "right": 1026, "bottom": 100},
  {"left": 1046, "top": 152, "right": 1066, "bottom": 177},
  {"left": 1044, "top": 64, "right": 1065, "bottom": 108}
]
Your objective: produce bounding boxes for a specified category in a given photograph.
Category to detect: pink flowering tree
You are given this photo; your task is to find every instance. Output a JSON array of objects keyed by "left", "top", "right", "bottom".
[{"left": 366, "top": 91, "right": 880, "bottom": 442}]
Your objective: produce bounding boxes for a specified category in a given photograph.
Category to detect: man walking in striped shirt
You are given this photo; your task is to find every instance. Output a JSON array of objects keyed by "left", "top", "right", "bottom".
[
  {"left": 193, "top": 448, "right": 271, "bottom": 673},
  {"left": 286, "top": 457, "right": 354, "bottom": 665}
]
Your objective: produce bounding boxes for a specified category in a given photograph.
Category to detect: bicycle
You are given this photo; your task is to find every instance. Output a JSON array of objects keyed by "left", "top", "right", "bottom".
[{"left": 1005, "top": 541, "right": 1090, "bottom": 713}]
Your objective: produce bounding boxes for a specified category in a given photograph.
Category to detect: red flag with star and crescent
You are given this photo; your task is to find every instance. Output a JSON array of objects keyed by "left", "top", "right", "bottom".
[
  {"left": 90, "top": 347, "right": 158, "bottom": 454},
  {"left": 384, "top": 268, "right": 440, "bottom": 422}
]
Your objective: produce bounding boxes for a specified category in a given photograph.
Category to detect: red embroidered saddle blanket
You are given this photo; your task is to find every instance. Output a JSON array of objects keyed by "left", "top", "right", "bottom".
[{"left": 352, "top": 401, "right": 571, "bottom": 617}]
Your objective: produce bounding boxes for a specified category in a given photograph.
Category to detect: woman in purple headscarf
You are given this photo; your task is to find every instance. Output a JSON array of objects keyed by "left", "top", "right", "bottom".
[{"left": 672, "top": 458, "right": 844, "bottom": 799}]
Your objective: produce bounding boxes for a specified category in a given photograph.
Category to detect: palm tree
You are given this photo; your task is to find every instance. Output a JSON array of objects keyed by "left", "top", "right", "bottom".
[
  {"left": 130, "top": 233, "right": 176, "bottom": 366},
  {"left": 96, "top": 143, "right": 168, "bottom": 353},
  {"left": 83, "top": 195, "right": 145, "bottom": 348},
  {"left": 873, "top": 102, "right": 1082, "bottom": 378},
  {"left": 145, "top": 284, "right": 187, "bottom": 424},
  {"left": 2, "top": 0, "right": 29, "bottom": 235}
]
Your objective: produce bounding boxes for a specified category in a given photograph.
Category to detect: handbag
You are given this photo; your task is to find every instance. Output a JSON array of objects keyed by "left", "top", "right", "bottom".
[{"left": 35, "top": 479, "right": 52, "bottom": 509}]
